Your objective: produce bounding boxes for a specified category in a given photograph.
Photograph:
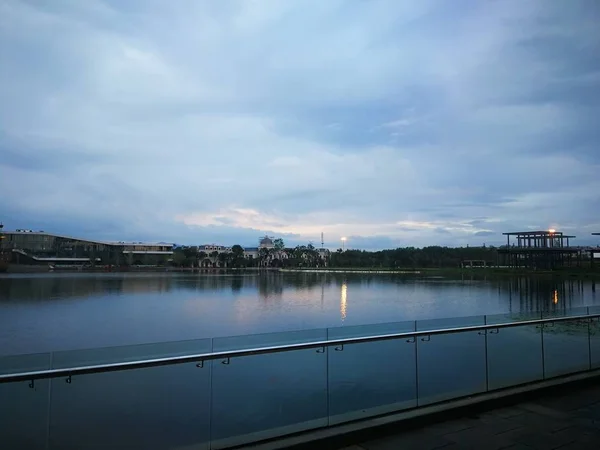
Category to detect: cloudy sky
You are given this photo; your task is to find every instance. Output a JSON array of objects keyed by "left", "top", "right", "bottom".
[{"left": 1, "top": 0, "right": 599, "bottom": 249}]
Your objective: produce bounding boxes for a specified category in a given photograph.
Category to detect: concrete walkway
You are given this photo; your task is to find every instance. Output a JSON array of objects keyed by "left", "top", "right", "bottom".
[{"left": 339, "top": 381, "right": 600, "bottom": 450}]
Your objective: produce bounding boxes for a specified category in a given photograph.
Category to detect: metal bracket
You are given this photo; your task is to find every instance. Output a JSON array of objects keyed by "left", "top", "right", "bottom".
[
  {"left": 421, "top": 335, "right": 431, "bottom": 342},
  {"left": 29, "top": 380, "right": 35, "bottom": 389},
  {"left": 196, "top": 360, "right": 204, "bottom": 369},
  {"left": 334, "top": 344, "right": 344, "bottom": 352},
  {"left": 406, "top": 336, "right": 416, "bottom": 344},
  {"left": 316, "top": 347, "right": 326, "bottom": 353},
  {"left": 478, "top": 330, "right": 487, "bottom": 335},
  {"left": 489, "top": 328, "right": 500, "bottom": 334},
  {"left": 221, "top": 358, "right": 230, "bottom": 365},
  {"left": 65, "top": 375, "right": 72, "bottom": 384}
]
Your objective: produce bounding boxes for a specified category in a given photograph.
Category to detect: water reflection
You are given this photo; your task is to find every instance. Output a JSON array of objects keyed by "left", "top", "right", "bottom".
[
  {"left": 340, "top": 281, "right": 347, "bottom": 321},
  {"left": 0, "top": 273, "right": 597, "bottom": 318},
  {"left": 503, "top": 277, "right": 589, "bottom": 314},
  {"left": 1, "top": 272, "right": 599, "bottom": 354}
]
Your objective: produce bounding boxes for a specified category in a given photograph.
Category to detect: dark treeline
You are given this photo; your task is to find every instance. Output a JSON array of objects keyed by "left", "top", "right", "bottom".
[
  {"left": 329, "top": 246, "right": 499, "bottom": 268},
  {"left": 172, "top": 243, "right": 499, "bottom": 269}
]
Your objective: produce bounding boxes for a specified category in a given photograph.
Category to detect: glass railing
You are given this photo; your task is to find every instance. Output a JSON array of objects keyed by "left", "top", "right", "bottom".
[{"left": 2, "top": 308, "right": 600, "bottom": 449}]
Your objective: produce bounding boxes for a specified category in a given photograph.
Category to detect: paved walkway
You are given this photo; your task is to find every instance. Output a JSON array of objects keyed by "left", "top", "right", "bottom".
[{"left": 339, "top": 381, "right": 600, "bottom": 450}]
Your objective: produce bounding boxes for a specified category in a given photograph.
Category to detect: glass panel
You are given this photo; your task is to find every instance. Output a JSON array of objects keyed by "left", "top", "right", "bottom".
[
  {"left": 589, "top": 306, "right": 600, "bottom": 369},
  {"left": 542, "top": 307, "right": 590, "bottom": 379},
  {"left": 486, "top": 310, "right": 542, "bottom": 325},
  {"left": 542, "top": 306, "right": 589, "bottom": 319},
  {"left": 0, "top": 380, "right": 50, "bottom": 450},
  {"left": 416, "top": 316, "right": 486, "bottom": 405},
  {"left": 0, "top": 352, "right": 53, "bottom": 449},
  {"left": 210, "top": 329, "right": 328, "bottom": 449},
  {"left": 0, "top": 352, "right": 52, "bottom": 374},
  {"left": 51, "top": 339, "right": 209, "bottom": 368},
  {"left": 327, "top": 321, "right": 417, "bottom": 424},
  {"left": 48, "top": 339, "right": 212, "bottom": 450},
  {"left": 486, "top": 313, "right": 543, "bottom": 390}
]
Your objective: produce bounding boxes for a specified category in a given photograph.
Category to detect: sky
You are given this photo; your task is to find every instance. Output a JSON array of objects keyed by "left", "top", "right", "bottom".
[{"left": 1, "top": 0, "right": 599, "bottom": 249}]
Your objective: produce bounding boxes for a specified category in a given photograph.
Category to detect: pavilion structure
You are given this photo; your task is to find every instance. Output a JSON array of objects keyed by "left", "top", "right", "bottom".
[
  {"left": 591, "top": 233, "right": 600, "bottom": 268},
  {"left": 498, "top": 230, "right": 578, "bottom": 270}
]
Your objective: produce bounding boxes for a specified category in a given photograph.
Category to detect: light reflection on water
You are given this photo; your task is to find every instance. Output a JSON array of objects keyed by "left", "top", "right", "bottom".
[
  {"left": 0, "top": 272, "right": 597, "bottom": 354},
  {"left": 340, "top": 281, "right": 347, "bottom": 321}
]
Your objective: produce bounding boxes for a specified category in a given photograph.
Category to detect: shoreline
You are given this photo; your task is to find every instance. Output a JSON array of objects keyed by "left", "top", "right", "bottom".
[{"left": 2, "top": 265, "right": 599, "bottom": 279}]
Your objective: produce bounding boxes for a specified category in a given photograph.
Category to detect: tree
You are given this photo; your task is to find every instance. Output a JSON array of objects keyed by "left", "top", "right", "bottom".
[
  {"left": 218, "top": 252, "right": 231, "bottom": 267},
  {"left": 171, "top": 249, "right": 186, "bottom": 267},
  {"left": 306, "top": 243, "right": 319, "bottom": 267},
  {"left": 273, "top": 238, "right": 285, "bottom": 250},
  {"left": 258, "top": 247, "right": 271, "bottom": 267},
  {"left": 231, "top": 244, "right": 246, "bottom": 268}
]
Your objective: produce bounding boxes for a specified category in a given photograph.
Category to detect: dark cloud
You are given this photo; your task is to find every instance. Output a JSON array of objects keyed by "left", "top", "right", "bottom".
[
  {"left": 1, "top": 0, "right": 599, "bottom": 249},
  {"left": 474, "top": 231, "right": 495, "bottom": 237}
]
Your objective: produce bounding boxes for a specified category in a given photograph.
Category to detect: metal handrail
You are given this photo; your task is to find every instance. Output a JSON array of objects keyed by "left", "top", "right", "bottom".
[{"left": 1, "top": 313, "right": 597, "bottom": 384}]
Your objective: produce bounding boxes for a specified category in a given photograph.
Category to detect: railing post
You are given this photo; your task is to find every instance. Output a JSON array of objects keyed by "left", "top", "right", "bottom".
[
  {"left": 414, "top": 321, "right": 419, "bottom": 407},
  {"left": 540, "top": 323, "right": 546, "bottom": 379},
  {"left": 483, "top": 316, "right": 489, "bottom": 392},
  {"left": 588, "top": 307, "right": 593, "bottom": 371},
  {"left": 325, "top": 328, "right": 330, "bottom": 427}
]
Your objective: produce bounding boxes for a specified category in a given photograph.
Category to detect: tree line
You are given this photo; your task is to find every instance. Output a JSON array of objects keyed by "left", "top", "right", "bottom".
[
  {"left": 329, "top": 245, "right": 498, "bottom": 268},
  {"left": 171, "top": 241, "right": 498, "bottom": 268},
  {"left": 172, "top": 239, "right": 328, "bottom": 268}
]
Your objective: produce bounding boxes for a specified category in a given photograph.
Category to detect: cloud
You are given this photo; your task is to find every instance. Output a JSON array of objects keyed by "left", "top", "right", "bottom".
[{"left": 1, "top": 0, "right": 599, "bottom": 249}]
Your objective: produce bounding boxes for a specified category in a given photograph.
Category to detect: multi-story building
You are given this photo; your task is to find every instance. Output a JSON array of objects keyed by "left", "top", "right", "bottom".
[
  {"left": 197, "top": 244, "right": 232, "bottom": 267},
  {"left": 3, "top": 229, "right": 173, "bottom": 266},
  {"left": 198, "top": 236, "right": 329, "bottom": 267},
  {"left": 198, "top": 244, "right": 232, "bottom": 254},
  {"left": 198, "top": 236, "right": 278, "bottom": 267}
]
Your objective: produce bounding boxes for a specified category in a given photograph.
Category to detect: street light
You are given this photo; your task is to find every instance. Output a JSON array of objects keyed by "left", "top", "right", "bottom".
[{"left": 341, "top": 237, "right": 347, "bottom": 251}]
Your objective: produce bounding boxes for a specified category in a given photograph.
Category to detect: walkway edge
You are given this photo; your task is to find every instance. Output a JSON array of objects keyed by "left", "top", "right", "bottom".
[{"left": 235, "top": 369, "right": 600, "bottom": 450}]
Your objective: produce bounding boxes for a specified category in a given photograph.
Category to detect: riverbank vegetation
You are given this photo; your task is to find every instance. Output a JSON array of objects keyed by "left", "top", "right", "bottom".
[
  {"left": 328, "top": 246, "right": 498, "bottom": 268},
  {"left": 170, "top": 243, "right": 598, "bottom": 278},
  {"left": 172, "top": 243, "right": 499, "bottom": 269}
]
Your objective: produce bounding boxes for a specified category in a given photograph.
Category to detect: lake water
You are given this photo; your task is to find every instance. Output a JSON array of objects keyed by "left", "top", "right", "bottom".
[
  {"left": 3, "top": 272, "right": 600, "bottom": 449},
  {"left": 0, "top": 271, "right": 597, "bottom": 355}
]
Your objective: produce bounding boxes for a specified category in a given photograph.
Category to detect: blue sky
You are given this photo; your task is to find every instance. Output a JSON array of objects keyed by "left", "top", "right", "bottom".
[{"left": 1, "top": 0, "right": 599, "bottom": 249}]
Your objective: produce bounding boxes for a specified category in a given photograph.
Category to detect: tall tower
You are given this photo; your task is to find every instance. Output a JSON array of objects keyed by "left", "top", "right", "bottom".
[{"left": 321, "top": 232, "right": 324, "bottom": 248}]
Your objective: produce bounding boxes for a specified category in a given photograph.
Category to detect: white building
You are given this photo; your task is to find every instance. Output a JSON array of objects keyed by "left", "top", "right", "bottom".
[{"left": 197, "top": 236, "right": 329, "bottom": 267}]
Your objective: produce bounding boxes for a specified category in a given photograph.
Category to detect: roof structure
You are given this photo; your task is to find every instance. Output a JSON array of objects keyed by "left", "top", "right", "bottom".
[
  {"left": 5, "top": 230, "right": 173, "bottom": 248},
  {"left": 502, "top": 231, "right": 576, "bottom": 238},
  {"left": 259, "top": 236, "right": 273, "bottom": 245}
]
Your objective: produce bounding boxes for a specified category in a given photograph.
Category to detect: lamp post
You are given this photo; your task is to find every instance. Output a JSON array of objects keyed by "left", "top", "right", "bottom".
[{"left": 341, "top": 237, "right": 347, "bottom": 251}]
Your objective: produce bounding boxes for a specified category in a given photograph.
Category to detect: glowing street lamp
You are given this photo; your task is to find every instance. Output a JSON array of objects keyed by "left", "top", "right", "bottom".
[
  {"left": 341, "top": 237, "right": 347, "bottom": 251},
  {"left": 549, "top": 229, "right": 556, "bottom": 234}
]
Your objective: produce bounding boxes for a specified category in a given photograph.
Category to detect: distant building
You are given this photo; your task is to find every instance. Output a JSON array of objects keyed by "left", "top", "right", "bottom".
[
  {"left": 198, "top": 244, "right": 231, "bottom": 254},
  {"left": 197, "top": 244, "right": 232, "bottom": 267},
  {"left": 197, "top": 236, "right": 330, "bottom": 268},
  {"left": 592, "top": 233, "right": 600, "bottom": 268},
  {"left": 498, "top": 230, "right": 578, "bottom": 269},
  {"left": 3, "top": 230, "right": 173, "bottom": 266},
  {"left": 243, "top": 236, "right": 285, "bottom": 267},
  {"left": 259, "top": 236, "right": 274, "bottom": 249}
]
